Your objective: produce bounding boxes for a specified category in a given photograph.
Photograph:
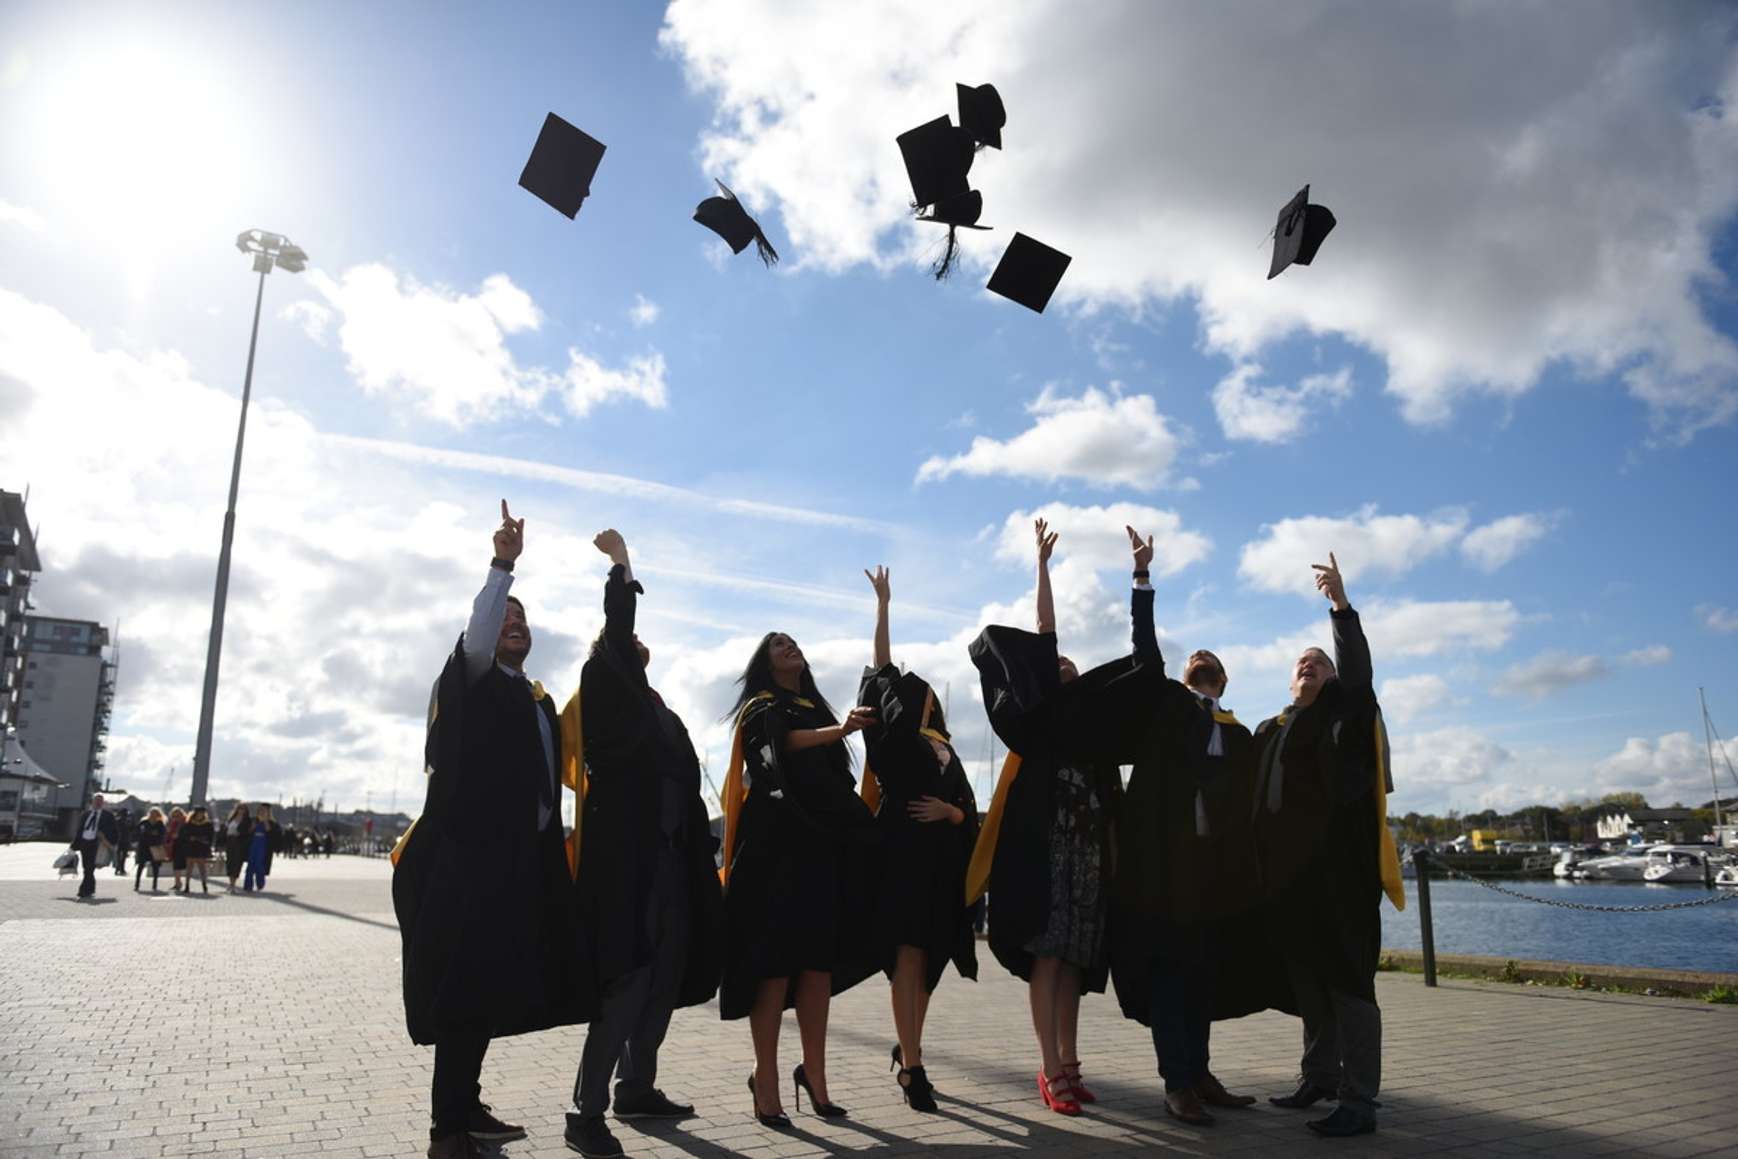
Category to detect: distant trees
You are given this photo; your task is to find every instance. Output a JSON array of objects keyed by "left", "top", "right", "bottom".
[{"left": 1388, "top": 793, "right": 1654, "bottom": 843}]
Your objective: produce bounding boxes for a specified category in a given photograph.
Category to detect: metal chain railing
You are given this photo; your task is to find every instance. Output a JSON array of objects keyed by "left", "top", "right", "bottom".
[{"left": 1430, "top": 859, "right": 1738, "bottom": 913}]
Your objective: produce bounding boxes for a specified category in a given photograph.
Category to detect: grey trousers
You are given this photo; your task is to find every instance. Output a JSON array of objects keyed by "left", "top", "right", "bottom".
[
  {"left": 1287, "top": 954, "right": 1381, "bottom": 1109},
  {"left": 573, "top": 851, "right": 689, "bottom": 1117}
]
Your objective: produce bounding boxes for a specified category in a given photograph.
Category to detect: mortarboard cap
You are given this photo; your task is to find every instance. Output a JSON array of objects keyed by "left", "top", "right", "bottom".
[
  {"left": 693, "top": 180, "right": 779, "bottom": 267},
  {"left": 986, "top": 232, "right": 1072, "bottom": 313},
  {"left": 519, "top": 112, "right": 606, "bottom": 220},
  {"left": 1267, "top": 184, "right": 1336, "bottom": 279},
  {"left": 896, "top": 116, "right": 974, "bottom": 209},
  {"left": 957, "top": 82, "right": 1006, "bottom": 150},
  {"left": 916, "top": 189, "right": 992, "bottom": 231}
]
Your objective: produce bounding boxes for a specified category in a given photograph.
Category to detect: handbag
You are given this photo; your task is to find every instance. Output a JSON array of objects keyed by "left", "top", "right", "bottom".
[
  {"left": 94, "top": 842, "right": 113, "bottom": 870},
  {"left": 150, "top": 844, "right": 169, "bottom": 862},
  {"left": 53, "top": 849, "right": 79, "bottom": 872}
]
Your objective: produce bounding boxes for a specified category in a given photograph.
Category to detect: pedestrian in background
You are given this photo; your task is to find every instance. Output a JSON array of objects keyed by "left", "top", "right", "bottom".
[
  {"left": 183, "top": 807, "right": 215, "bottom": 895},
  {"left": 70, "top": 793, "right": 119, "bottom": 901},
  {"left": 244, "top": 804, "right": 280, "bottom": 892},
  {"left": 113, "top": 808, "right": 135, "bottom": 876},
  {"left": 165, "top": 807, "right": 187, "bottom": 893},
  {"left": 135, "top": 808, "right": 167, "bottom": 892},
  {"left": 223, "top": 803, "right": 251, "bottom": 893}
]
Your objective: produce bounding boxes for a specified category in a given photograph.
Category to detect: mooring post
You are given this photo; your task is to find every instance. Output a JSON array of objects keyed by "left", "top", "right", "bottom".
[{"left": 1415, "top": 848, "right": 1437, "bottom": 988}]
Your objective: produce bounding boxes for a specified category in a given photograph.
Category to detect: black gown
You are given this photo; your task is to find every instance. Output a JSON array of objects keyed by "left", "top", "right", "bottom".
[
  {"left": 720, "top": 691, "right": 881, "bottom": 1020},
  {"left": 857, "top": 664, "right": 979, "bottom": 992},
  {"left": 1251, "top": 607, "right": 1386, "bottom": 1005},
  {"left": 969, "top": 626, "right": 1128, "bottom": 991},
  {"left": 574, "top": 565, "right": 725, "bottom": 1010},
  {"left": 393, "top": 639, "right": 591, "bottom": 1045}
]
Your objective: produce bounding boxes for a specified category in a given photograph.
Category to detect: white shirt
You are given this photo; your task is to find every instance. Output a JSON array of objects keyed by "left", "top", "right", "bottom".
[{"left": 81, "top": 809, "right": 102, "bottom": 841}]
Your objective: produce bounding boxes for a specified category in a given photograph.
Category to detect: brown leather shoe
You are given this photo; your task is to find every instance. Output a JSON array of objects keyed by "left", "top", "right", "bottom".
[
  {"left": 1164, "top": 1088, "right": 1216, "bottom": 1126},
  {"left": 426, "top": 1132, "right": 480, "bottom": 1159},
  {"left": 1196, "top": 1072, "right": 1257, "bottom": 1108}
]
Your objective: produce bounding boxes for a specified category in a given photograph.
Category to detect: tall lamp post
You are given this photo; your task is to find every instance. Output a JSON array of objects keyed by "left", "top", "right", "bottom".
[{"left": 189, "top": 231, "right": 309, "bottom": 808}]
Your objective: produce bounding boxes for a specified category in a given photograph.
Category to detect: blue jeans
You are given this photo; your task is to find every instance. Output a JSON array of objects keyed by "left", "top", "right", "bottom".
[{"left": 1148, "top": 920, "right": 1214, "bottom": 1093}]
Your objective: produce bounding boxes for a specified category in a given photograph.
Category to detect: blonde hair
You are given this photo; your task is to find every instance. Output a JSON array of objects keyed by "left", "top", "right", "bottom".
[
  {"left": 169, "top": 807, "right": 187, "bottom": 821},
  {"left": 146, "top": 807, "right": 165, "bottom": 822}
]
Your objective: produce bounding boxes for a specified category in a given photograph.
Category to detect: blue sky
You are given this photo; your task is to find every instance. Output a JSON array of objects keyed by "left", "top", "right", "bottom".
[{"left": 2, "top": 0, "right": 1736, "bottom": 817}]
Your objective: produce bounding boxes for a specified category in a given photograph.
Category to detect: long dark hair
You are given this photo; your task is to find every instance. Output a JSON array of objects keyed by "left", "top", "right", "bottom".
[{"left": 725, "top": 631, "right": 838, "bottom": 723}]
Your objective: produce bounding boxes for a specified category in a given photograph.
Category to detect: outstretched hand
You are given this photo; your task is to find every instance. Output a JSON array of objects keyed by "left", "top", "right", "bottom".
[
  {"left": 841, "top": 706, "right": 878, "bottom": 736},
  {"left": 1126, "top": 525, "right": 1154, "bottom": 573},
  {"left": 865, "top": 565, "right": 891, "bottom": 604},
  {"left": 1035, "top": 518, "right": 1059, "bottom": 563},
  {"left": 493, "top": 500, "right": 525, "bottom": 563},
  {"left": 593, "top": 528, "right": 629, "bottom": 564},
  {"left": 1312, "top": 551, "right": 1349, "bottom": 611}
]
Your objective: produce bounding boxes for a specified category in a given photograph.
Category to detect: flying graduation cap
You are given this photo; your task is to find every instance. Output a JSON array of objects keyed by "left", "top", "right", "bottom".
[
  {"left": 1267, "top": 184, "right": 1336, "bottom": 279},
  {"left": 519, "top": 112, "right": 606, "bottom": 219},
  {"left": 987, "top": 232, "right": 1071, "bottom": 313},
  {"left": 693, "top": 180, "right": 779, "bottom": 266},
  {"left": 897, "top": 115, "right": 989, "bottom": 279},
  {"left": 957, "top": 82, "right": 1005, "bottom": 149}
]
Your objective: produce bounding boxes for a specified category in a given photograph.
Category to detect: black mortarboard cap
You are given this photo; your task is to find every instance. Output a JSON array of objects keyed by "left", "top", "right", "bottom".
[
  {"left": 957, "top": 82, "right": 1005, "bottom": 149},
  {"left": 518, "top": 112, "right": 606, "bottom": 220},
  {"left": 1267, "top": 184, "right": 1336, "bottom": 279},
  {"left": 986, "top": 232, "right": 1072, "bottom": 313},
  {"left": 693, "top": 180, "right": 779, "bottom": 266},
  {"left": 896, "top": 116, "right": 974, "bottom": 209},
  {"left": 916, "top": 189, "right": 991, "bottom": 231}
]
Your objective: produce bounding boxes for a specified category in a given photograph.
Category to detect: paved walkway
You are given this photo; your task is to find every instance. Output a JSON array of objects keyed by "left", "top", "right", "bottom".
[{"left": 2, "top": 845, "right": 1735, "bottom": 1158}]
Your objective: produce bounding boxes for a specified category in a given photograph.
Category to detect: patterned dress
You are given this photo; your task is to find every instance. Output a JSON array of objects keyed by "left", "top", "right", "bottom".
[{"left": 1025, "top": 763, "right": 1108, "bottom": 970}]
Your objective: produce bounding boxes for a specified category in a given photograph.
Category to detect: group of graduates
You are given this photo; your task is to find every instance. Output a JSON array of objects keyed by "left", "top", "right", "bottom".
[{"left": 392, "top": 503, "right": 1402, "bottom": 1159}]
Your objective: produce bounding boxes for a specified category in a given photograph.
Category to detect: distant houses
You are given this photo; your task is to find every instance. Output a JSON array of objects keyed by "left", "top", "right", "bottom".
[{"left": 1594, "top": 806, "right": 1705, "bottom": 844}]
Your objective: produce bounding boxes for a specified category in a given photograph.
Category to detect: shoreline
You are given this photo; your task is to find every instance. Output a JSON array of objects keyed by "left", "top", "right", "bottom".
[{"left": 1378, "top": 948, "right": 1738, "bottom": 1000}]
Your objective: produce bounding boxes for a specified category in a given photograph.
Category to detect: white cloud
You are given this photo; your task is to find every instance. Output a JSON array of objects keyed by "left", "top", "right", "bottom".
[
  {"left": 1212, "top": 363, "right": 1352, "bottom": 443},
  {"left": 660, "top": 1, "right": 1738, "bottom": 440},
  {"left": 0, "top": 200, "right": 45, "bottom": 232},
  {"left": 1390, "top": 727, "right": 1513, "bottom": 790},
  {"left": 307, "top": 264, "right": 668, "bottom": 427},
  {"left": 916, "top": 384, "right": 1183, "bottom": 490},
  {"left": 1493, "top": 651, "right": 1608, "bottom": 700},
  {"left": 1698, "top": 604, "right": 1738, "bottom": 633},
  {"left": 993, "top": 503, "right": 1211, "bottom": 577},
  {"left": 1380, "top": 674, "right": 1451, "bottom": 725},
  {"left": 1594, "top": 731, "right": 1738, "bottom": 805},
  {"left": 1238, "top": 504, "right": 1468, "bottom": 596},
  {"left": 280, "top": 300, "right": 332, "bottom": 345},
  {"left": 629, "top": 293, "right": 661, "bottom": 327},
  {"left": 1622, "top": 644, "right": 1672, "bottom": 666},
  {"left": 1460, "top": 513, "right": 1553, "bottom": 571}
]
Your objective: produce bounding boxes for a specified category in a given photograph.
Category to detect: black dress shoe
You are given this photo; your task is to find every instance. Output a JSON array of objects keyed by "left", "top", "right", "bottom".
[
  {"left": 612, "top": 1088, "right": 694, "bottom": 1119},
  {"left": 1269, "top": 1079, "right": 1338, "bottom": 1109},
  {"left": 426, "top": 1133, "right": 481, "bottom": 1159},
  {"left": 1306, "top": 1104, "right": 1377, "bottom": 1137},
  {"left": 467, "top": 1102, "right": 526, "bottom": 1141},
  {"left": 565, "top": 1113, "right": 624, "bottom": 1156}
]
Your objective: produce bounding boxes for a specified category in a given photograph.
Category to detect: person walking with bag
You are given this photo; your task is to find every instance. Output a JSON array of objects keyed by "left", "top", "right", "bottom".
[
  {"left": 69, "top": 793, "right": 119, "bottom": 900},
  {"left": 182, "top": 807, "right": 216, "bottom": 895},
  {"left": 135, "top": 807, "right": 168, "bottom": 892}
]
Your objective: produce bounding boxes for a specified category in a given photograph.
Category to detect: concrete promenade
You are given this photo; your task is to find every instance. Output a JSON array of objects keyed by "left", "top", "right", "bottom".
[{"left": 3, "top": 846, "right": 1736, "bottom": 1158}]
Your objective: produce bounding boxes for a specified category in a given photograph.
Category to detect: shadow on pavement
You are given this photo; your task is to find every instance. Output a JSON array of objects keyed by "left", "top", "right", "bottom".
[{"left": 235, "top": 889, "right": 400, "bottom": 933}]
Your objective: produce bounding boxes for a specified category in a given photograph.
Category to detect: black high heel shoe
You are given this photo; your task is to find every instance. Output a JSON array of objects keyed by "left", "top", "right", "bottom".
[
  {"left": 898, "top": 1065, "right": 938, "bottom": 1113},
  {"left": 889, "top": 1043, "right": 901, "bottom": 1072},
  {"left": 792, "top": 1063, "right": 848, "bottom": 1118},
  {"left": 747, "top": 1074, "right": 792, "bottom": 1130}
]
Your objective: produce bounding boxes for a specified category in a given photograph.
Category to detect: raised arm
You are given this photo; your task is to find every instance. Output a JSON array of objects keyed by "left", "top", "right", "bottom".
[
  {"left": 594, "top": 528, "right": 638, "bottom": 654},
  {"left": 1035, "top": 518, "right": 1059, "bottom": 635},
  {"left": 784, "top": 706, "right": 878, "bottom": 752},
  {"left": 1126, "top": 525, "right": 1161, "bottom": 664},
  {"left": 462, "top": 500, "right": 522, "bottom": 684},
  {"left": 865, "top": 565, "right": 892, "bottom": 669},
  {"left": 1314, "top": 552, "right": 1372, "bottom": 693}
]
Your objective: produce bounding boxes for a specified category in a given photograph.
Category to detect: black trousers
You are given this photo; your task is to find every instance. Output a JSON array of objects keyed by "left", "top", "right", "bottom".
[
  {"left": 76, "top": 841, "right": 99, "bottom": 897},
  {"left": 135, "top": 855, "right": 160, "bottom": 890},
  {"left": 1148, "top": 919, "right": 1214, "bottom": 1093},
  {"left": 431, "top": 1035, "right": 489, "bottom": 1139}
]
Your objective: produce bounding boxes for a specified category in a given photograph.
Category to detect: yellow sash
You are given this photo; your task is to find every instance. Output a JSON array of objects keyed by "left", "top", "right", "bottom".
[
  {"left": 719, "top": 692, "right": 799, "bottom": 889},
  {"left": 1375, "top": 711, "right": 1404, "bottom": 911},
  {"left": 963, "top": 750, "right": 1022, "bottom": 905}
]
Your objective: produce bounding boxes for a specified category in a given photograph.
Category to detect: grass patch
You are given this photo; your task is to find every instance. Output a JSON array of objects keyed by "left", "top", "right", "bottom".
[{"left": 1704, "top": 984, "right": 1738, "bottom": 1005}]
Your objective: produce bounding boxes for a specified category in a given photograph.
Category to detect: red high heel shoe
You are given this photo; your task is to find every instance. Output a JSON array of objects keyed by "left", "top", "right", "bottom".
[
  {"left": 1062, "top": 1061, "right": 1097, "bottom": 1104},
  {"left": 1038, "top": 1070, "right": 1081, "bottom": 1116}
]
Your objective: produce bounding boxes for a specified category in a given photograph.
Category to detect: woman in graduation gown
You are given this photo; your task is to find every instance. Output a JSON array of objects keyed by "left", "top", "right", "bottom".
[
  {"left": 719, "top": 631, "right": 880, "bottom": 1127},
  {"left": 855, "top": 566, "right": 978, "bottom": 1113},
  {"left": 965, "top": 519, "right": 1126, "bottom": 1116}
]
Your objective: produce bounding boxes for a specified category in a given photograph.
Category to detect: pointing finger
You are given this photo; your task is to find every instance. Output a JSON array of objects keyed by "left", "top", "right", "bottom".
[{"left": 1329, "top": 551, "right": 1339, "bottom": 573}]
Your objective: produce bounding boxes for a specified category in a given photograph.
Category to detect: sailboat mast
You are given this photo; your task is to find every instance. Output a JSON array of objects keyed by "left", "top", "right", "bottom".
[{"left": 1701, "top": 688, "right": 1724, "bottom": 830}]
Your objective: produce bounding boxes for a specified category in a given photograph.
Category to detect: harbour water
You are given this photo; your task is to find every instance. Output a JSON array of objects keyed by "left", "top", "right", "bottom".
[{"left": 1380, "top": 878, "right": 1738, "bottom": 974}]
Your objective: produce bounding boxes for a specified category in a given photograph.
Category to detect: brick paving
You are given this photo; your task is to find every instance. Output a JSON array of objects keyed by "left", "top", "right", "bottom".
[{"left": 3, "top": 846, "right": 1736, "bottom": 1158}]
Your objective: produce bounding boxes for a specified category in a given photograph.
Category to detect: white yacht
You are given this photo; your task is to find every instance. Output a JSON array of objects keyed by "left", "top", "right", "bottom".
[
  {"left": 1574, "top": 847, "right": 1654, "bottom": 881},
  {"left": 1640, "top": 848, "right": 1716, "bottom": 884},
  {"left": 1715, "top": 863, "right": 1738, "bottom": 888}
]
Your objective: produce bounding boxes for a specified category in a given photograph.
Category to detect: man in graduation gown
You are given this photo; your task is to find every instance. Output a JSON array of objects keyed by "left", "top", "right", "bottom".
[
  {"left": 1109, "top": 527, "right": 1264, "bottom": 1126},
  {"left": 1252, "top": 553, "right": 1403, "bottom": 1138},
  {"left": 564, "top": 530, "right": 725, "bottom": 1159},
  {"left": 393, "top": 502, "right": 590, "bottom": 1159}
]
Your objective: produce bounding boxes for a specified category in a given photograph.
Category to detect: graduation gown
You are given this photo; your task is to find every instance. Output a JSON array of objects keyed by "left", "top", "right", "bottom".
[
  {"left": 966, "top": 626, "right": 1129, "bottom": 991},
  {"left": 719, "top": 691, "right": 880, "bottom": 1019},
  {"left": 392, "top": 639, "right": 590, "bottom": 1045},
  {"left": 572, "top": 565, "right": 725, "bottom": 1009},
  {"left": 1105, "top": 586, "right": 1275, "bottom": 1026},
  {"left": 1250, "top": 607, "right": 1401, "bottom": 1006},
  {"left": 857, "top": 664, "right": 979, "bottom": 992}
]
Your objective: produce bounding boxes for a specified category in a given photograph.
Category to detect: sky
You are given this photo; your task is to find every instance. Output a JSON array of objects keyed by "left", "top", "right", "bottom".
[{"left": 2, "top": 0, "right": 1736, "bottom": 820}]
